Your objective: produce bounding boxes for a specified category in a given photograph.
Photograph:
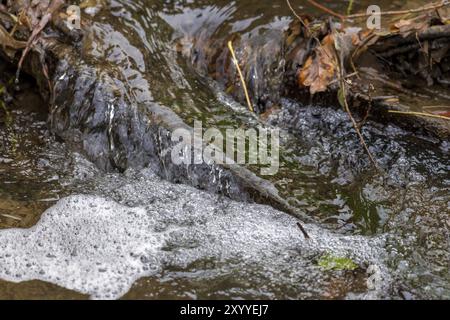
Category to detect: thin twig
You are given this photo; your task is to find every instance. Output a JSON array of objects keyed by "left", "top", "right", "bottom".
[
  {"left": 340, "top": 80, "right": 379, "bottom": 170},
  {"left": 228, "top": 40, "right": 254, "bottom": 113},
  {"left": 347, "top": 0, "right": 355, "bottom": 16},
  {"left": 423, "top": 105, "right": 450, "bottom": 110},
  {"left": 16, "top": 0, "right": 63, "bottom": 82},
  {"left": 286, "top": 0, "right": 330, "bottom": 59},
  {"left": 346, "top": 0, "right": 449, "bottom": 19},
  {"left": 9, "top": 10, "right": 24, "bottom": 37},
  {"left": 305, "top": 0, "right": 345, "bottom": 20},
  {"left": 333, "top": 31, "right": 380, "bottom": 170},
  {"left": 388, "top": 110, "right": 450, "bottom": 120},
  {"left": 0, "top": 213, "right": 21, "bottom": 221},
  {"left": 328, "top": 71, "right": 358, "bottom": 85},
  {"left": 301, "top": 0, "right": 449, "bottom": 22},
  {"left": 297, "top": 222, "right": 310, "bottom": 239},
  {"left": 286, "top": 0, "right": 311, "bottom": 34}
]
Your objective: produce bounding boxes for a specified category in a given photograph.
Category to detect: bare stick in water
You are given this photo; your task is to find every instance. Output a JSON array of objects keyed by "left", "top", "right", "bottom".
[
  {"left": 297, "top": 222, "right": 310, "bottom": 239},
  {"left": 228, "top": 40, "right": 254, "bottom": 113}
]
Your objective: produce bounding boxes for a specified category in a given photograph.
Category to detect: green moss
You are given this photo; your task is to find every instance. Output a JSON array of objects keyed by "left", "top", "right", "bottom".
[{"left": 317, "top": 253, "right": 358, "bottom": 271}]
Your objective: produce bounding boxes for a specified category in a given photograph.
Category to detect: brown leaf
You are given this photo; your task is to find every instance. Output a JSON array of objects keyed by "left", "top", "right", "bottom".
[
  {"left": 423, "top": 106, "right": 450, "bottom": 118},
  {"left": 0, "top": 24, "right": 26, "bottom": 54},
  {"left": 352, "top": 29, "right": 373, "bottom": 46},
  {"left": 391, "top": 18, "right": 429, "bottom": 38},
  {"left": 299, "top": 34, "right": 337, "bottom": 94},
  {"left": 16, "top": 0, "right": 65, "bottom": 79},
  {"left": 433, "top": 111, "right": 450, "bottom": 117},
  {"left": 353, "top": 29, "right": 379, "bottom": 48}
]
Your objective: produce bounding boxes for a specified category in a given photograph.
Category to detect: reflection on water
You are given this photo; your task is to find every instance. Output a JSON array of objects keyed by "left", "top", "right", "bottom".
[
  {"left": 0, "top": 65, "right": 100, "bottom": 229},
  {"left": 0, "top": 67, "right": 70, "bottom": 229}
]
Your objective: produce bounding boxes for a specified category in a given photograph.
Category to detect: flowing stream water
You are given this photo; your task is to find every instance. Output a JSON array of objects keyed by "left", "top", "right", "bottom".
[{"left": 0, "top": 0, "right": 448, "bottom": 299}]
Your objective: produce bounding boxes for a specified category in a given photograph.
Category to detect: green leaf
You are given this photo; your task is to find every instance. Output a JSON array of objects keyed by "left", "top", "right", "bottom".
[{"left": 317, "top": 254, "right": 358, "bottom": 271}]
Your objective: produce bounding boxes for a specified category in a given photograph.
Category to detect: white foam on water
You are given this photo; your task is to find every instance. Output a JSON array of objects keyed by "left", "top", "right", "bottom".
[{"left": 0, "top": 171, "right": 389, "bottom": 299}]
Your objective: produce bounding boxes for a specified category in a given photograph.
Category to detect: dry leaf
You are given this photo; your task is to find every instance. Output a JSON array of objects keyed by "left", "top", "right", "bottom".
[
  {"left": 299, "top": 34, "right": 337, "bottom": 94},
  {"left": 423, "top": 106, "right": 450, "bottom": 118},
  {"left": 352, "top": 29, "right": 372, "bottom": 46},
  {"left": 0, "top": 25, "right": 26, "bottom": 49},
  {"left": 391, "top": 18, "right": 429, "bottom": 38},
  {"left": 432, "top": 110, "right": 450, "bottom": 117},
  {"left": 352, "top": 29, "right": 379, "bottom": 48}
]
